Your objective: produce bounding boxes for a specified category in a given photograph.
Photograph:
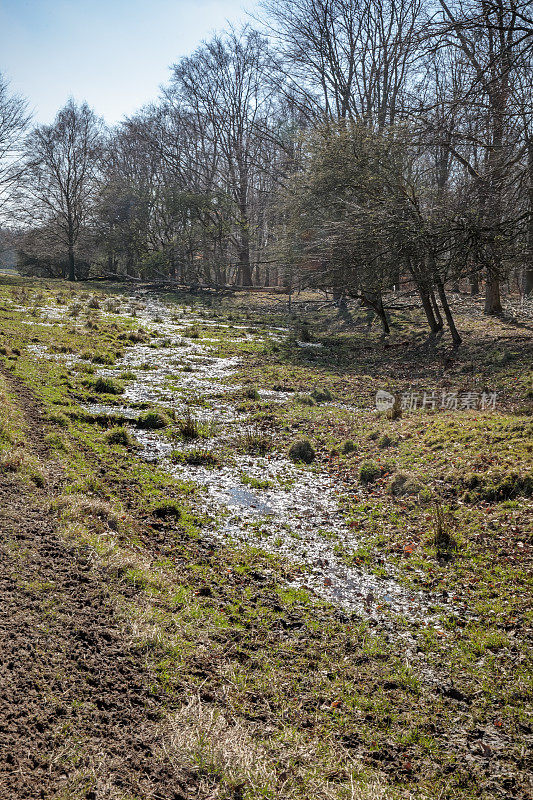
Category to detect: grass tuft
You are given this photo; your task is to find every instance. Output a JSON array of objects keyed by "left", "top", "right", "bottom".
[
  {"left": 341, "top": 439, "right": 357, "bottom": 454},
  {"left": 288, "top": 438, "right": 316, "bottom": 464},
  {"left": 359, "top": 460, "right": 381, "bottom": 484},
  {"left": 88, "top": 376, "right": 124, "bottom": 395},
  {"left": 106, "top": 426, "right": 135, "bottom": 446},
  {"left": 137, "top": 410, "right": 169, "bottom": 429},
  {"left": 152, "top": 500, "right": 182, "bottom": 519}
]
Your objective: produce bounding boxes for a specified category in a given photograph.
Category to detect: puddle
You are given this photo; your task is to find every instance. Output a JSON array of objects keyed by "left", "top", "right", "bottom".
[
  {"left": 227, "top": 486, "right": 273, "bottom": 514},
  {"left": 27, "top": 291, "right": 464, "bottom": 636},
  {"left": 82, "top": 403, "right": 139, "bottom": 420}
]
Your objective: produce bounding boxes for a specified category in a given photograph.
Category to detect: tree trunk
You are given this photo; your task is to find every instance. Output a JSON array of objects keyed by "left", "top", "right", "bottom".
[
  {"left": 436, "top": 279, "right": 462, "bottom": 346},
  {"left": 419, "top": 286, "right": 441, "bottom": 333},
  {"left": 106, "top": 251, "right": 117, "bottom": 277},
  {"left": 239, "top": 243, "right": 252, "bottom": 286},
  {"left": 430, "top": 289, "right": 443, "bottom": 330},
  {"left": 482, "top": 81, "right": 506, "bottom": 315},
  {"left": 68, "top": 243, "right": 75, "bottom": 282},
  {"left": 526, "top": 267, "right": 533, "bottom": 297},
  {"left": 525, "top": 139, "right": 533, "bottom": 295},
  {"left": 238, "top": 184, "right": 253, "bottom": 285},
  {"left": 362, "top": 291, "right": 390, "bottom": 334},
  {"left": 409, "top": 258, "right": 441, "bottom": 333},
  {"left": 484, "top": 265, "right": 503, "bottom": 315},
  {"left": 392, "top": 265, "right": 400, "bottom": 290}
]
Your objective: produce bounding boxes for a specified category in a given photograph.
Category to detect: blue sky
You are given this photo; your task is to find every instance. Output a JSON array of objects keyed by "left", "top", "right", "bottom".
[{"left": 0, "top": 0, "right": 258, "bottom": 125}]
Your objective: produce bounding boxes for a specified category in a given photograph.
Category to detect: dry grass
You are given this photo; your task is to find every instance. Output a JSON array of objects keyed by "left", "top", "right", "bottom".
[
  {"left": 162, "top": 695, "right": 413, "bottom": 800},
  {"left": 53, "top": 494, "right": 120, "bottom": 532},
  {"left": 163, "top": 695, "right": 276, "bottom": 795}
]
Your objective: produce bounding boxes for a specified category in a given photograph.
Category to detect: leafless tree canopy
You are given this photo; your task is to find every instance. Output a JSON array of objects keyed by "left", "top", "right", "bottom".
[
  {"left": 10, "top": 0, "right": 533, "bottom": 332},
  {"left": 0, "top": 73, "right": 29, "bottom": 219},
  {"left": 22, "top": 100, "right": 104, "bottom": 280}
]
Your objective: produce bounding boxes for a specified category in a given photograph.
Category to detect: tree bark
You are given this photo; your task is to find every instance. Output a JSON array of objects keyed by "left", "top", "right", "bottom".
[
  {"left": 239, "top": 232, "right": 252, "bottom": 286},
  {"left": 362, "top": 291, "right": 390, "bottom": 334},
  {"left": 430, "top": 289, "right": 444, "bottom": 330},
  {"left": 484, "top": 264, "right": 503, "bottom": 315},
  {"left": 525, "top": 139, "right": 533, "bottom": 295},
  {"left": 436, "top": 279, "right": 462, "bottom": 346},
  {"left": 68, "top": 243, "right": 75, "bottom": 282},
  {"left": 418, "top": 286, "right": 441, "bottom": 333}
]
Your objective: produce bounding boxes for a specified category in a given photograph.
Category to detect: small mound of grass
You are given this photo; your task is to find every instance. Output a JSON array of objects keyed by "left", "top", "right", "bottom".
[
  {"left": 378, "top": 434, "right": 395, "bottom": 449},
  {"left": 52, "top": 344, "right": 73, "bottom": 354},
  {"left": 432, "top": 503, "right": 458, "bottom": 560},
  {"left": 298, "top": 322, "right": 312, "bottom": 342},
  {"left": 295, "top": 393, "right": 315, "bottom": 406},
  {"left": 178, "top": 410, "right": 200, "bottom": 439},
  {"left": 311, "top": 387, "right": 333, "bottom": 402},
  {"left": 341, "top": 439, "right": 357, "bottom": 454},
  {"left": 44, "top": 432, "right": 68, "bottom": 451},
  {"left": 125, "top": 331, "right": 147, "bottom": 343},
  {"left": 288, "top": 438, "right": 315, "bottom": 464},
  {"left": 0, "top": 450, "right": 24, "bottom": 473},
  {"left": 28, "top": 467, "right": 45, "bottom": 488},
  {"left": 91, "top": 352, "right": 116, "bottom": 365},
  {"left": 152, "top": 500, "right": 182, "bottom": 519},
  {"left": 240, "top": 473, "right": 273, "bottom": 490},
  {"left": 239, "top": 428, "right": 273, "bottom": 455},
  {"left": 54, "top": 494, "right": 119, "bottom": 531},
  {"left": 172, "top": 449, "right": 220, "bottom": 467},
  {"left": 48, "top": 412, "right": 69, "bottom": 428},
  {"left": 184, "top": 326, "right": 201, "bottom": 339},
  {"left": 463, "top": 470, "right": 533, "bottom": 502},
  {"left": 106, "top": 426, "right": 135, "bottom": 446},
  {"left": 77, "top": 363, "right": 95, "bottom": 375},
  {"left": 91, "top": 377, "right": 124, "bottom": 395},
  {"left": 359, "top": 460, "right": 381, "bottom": 484},
  {"left": 137, "top": 410, "right": 169, "bottom": 429},
  {"left": 388, "top": 472, "right": 422, "bottom": 496},
  {"left": 419, "top": 486, "right": 433, "bottom": 504},
  {"left": 243, "top": 386, "right": 260, "bottom": 401}
]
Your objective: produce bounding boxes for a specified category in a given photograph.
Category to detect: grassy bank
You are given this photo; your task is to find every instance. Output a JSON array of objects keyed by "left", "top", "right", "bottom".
[{"left": 0, "top": 275, "right": 531, "bottom": 800}]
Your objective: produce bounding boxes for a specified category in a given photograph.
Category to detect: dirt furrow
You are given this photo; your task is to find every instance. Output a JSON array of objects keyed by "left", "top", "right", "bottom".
[{"left": 0, "top": 367, "right": 187, "bottom": 800}]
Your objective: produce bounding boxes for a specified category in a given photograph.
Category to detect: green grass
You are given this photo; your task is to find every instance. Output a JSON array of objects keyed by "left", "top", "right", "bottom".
[
  {"left": 137, "top": 410, "right": 170, "bottom": 429},
  {"left": 0, "top": 275, "right": 531, "bottom": 800}
]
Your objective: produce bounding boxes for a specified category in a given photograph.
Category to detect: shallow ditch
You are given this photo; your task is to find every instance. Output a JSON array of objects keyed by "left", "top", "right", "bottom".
[{"left": 32, "top": 293, "right": 469, "bottom": 644}]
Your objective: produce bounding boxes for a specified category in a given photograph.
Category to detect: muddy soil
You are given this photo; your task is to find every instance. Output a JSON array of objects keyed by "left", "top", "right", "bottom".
[{"left": 0, "top": 368, "right": 187, "bottom": 800}]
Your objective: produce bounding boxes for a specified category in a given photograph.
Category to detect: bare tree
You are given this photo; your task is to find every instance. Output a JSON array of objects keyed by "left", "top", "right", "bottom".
[
  {"left": 510, "top": 34, "right": 533, "bottom": 294},
  {"left": 0, "top": 73, "right": 30, "bottom": 220},
  {"left": 260, "top": 0, "right": 424, "bottom": 125},
  {"left": 24, "top": 99, "right": 104, "bottom": 280},
  {"left": 169, "top": 28, "right": 277, "bottom": 285},
  {"left": 427, "top": 0, "right": 531, "bottom": 313}
]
